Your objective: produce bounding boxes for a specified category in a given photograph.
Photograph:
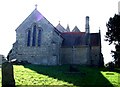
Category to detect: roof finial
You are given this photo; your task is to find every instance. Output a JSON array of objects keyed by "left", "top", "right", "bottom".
[
  {"left": 99, "top": 27, "right": 101, "bottom": 33},
  {"left": 99, "top": 27, "right": 101, "bottom": 31},
  {"left": 67, "top": 24, "right": 69, "bottom": 27},
  {"left": 59, "top": 21, "right": 60, "bottom": 24},
  {"left": 66, "top": 24, "right": 70, "bottom": 32},
  {"left": 35, "top": 4, "right": 38, "bottom": 9}
]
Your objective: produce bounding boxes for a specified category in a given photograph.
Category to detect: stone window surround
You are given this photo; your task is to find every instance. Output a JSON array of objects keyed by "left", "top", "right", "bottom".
[
  {"left": 27, "top": 30, "right": 31, "bottom": 46},
  {"left": 26, "top": 23, "right": 42, "bottom": 47},
  {"left": 32, "top": 25, "right": 37, "bottom": 46}
]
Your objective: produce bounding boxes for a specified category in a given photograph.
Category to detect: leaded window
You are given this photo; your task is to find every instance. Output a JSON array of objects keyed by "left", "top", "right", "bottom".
[
  {"left": 32, "top": 25, "right": 37, "bottom": 46},
  {"left": 38, "top": 29, "right": 41, "bottom": 46},
  {"left": 27, "top": 30, "right": 31, "bottom": 46}
]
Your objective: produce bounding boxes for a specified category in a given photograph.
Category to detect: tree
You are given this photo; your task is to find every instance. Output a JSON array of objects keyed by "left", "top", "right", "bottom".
[{"left": 106, "top": 14, "right": 120, "bottom": 67}]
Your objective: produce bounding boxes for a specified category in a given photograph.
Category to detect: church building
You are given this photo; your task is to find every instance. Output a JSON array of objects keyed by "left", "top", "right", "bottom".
[{"left": 9, "top": 7, "right": 104, "bottom": 66}]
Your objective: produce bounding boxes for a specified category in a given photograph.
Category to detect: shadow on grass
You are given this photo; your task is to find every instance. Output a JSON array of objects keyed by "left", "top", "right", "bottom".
[
  {"left": 23, "top": 64, "right": 114, "bottom": 87},
  {"left": 100, "top": 67, "right": 120, "bottom": 73}
]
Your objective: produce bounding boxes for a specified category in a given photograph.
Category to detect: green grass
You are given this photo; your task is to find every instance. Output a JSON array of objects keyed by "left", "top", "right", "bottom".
[
  {"left": 0, "top": 68, "right": 2, "bottom": 87},
  {"left": 101, "top": 71, "right": 119, "bottom": 87},
  {"left": 13, "top": 65, "right": 120, "bottom": 87},
  {"left": 0, "top": 65, "right": 120, "bottom": 87},
  {"left": 14, "top": 65, "right": 73, "bottom": 86}
]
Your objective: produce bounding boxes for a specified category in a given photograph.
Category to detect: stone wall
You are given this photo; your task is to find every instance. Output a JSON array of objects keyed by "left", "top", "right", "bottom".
[
  {"left": 91, "top": 46, "right": 101, "bottom": 66},
  {"left": 61, "top": 46, "right": 88, "bottom": 65},
  {"left": 51, "top": 31, "right": 63, "bottom": 65},
  {"left": 61, "top": 46, "right": 101, "bottom": 66},
  {"left": 10, "top": 19, "right": 63, "bottom": 65}
]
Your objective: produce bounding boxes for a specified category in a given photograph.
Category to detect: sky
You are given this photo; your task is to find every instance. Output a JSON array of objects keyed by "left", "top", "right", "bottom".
[{"left": 0, "top": 0, "right": 119, "bottom": 64}]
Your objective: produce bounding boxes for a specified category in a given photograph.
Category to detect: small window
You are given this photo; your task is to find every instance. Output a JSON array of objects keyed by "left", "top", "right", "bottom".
[
  {"left": 32, "top": 25, "right": 37, "bottom": 46},
  {"left": 27, "top": 30, "right": 31, "bottom": 46},
  {"left": 38, "top": 29, "right": 41, "bottom": 46}
]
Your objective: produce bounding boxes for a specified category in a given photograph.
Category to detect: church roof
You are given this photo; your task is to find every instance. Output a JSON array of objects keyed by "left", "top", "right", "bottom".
[
  {"left": 61, "top": 32, "right": 100, "bottom": 47},
  {"left": 16, "top": 8, "right": 43, "bottom": 31},
  {"left": 56, "top": 23, "right": 67, "bottom": 32},
  {"left": 72, "top": 26, "right": 80, "bottom": 32},
  {"left": 66, "top": 24, "right": 70, "bottom": 32},
  {"left": 16, "top": 8, "right": 62, "bottom": 37},
  {"left": 62, "top": 32, "right": 86, "bottom": 47}
]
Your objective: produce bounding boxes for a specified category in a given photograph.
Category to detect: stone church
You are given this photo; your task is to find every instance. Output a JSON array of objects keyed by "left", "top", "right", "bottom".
[{"left": 9, "top": 7, "right": 104, "bottom": 66}]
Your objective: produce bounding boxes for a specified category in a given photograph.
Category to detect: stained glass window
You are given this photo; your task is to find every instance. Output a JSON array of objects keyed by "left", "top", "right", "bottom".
[
  {"left": 27, "top": 30, "right": 31, "bottom": 46},
  {"left": 38, "top": 29, "right": 41, "bottom": 46},
  {"left": 32, "top": 25, "right": 37, "bottom": 46}
]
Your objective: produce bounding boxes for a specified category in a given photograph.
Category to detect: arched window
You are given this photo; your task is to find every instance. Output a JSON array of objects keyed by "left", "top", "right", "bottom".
[
  {"left": 27, "top": 30, "right": 31, "bottom": 46},
  {"left": 38, "top": 29, "right": 41, "bottom": 46},
  {"left": 32, "top": 25, "right": 37, "bottom": 46}
]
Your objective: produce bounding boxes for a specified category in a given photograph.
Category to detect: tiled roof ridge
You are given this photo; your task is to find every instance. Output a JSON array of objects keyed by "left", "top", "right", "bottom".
[{"left": 62, "top": 32, "right": 85, "bottom": 34}]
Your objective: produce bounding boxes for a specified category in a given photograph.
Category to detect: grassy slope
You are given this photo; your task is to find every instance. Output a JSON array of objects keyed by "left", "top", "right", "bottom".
[
  {"left": 14, "top": 65, "right": 73, "bottom": 86},
  {"left": 101, "top": 71, "right": 119, "bottom": 87},
  {"left": 13, "top": 65, "right": 120, "bottom": 87},
  {"left": 0, "top": 65, "right": 119, "bottom": 87},
  {"left": 0, "top": 68, "right": 2, "bottom": 87}
]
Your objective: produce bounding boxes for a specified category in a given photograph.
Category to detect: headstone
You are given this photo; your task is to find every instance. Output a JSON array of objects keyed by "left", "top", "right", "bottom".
[
  {"left": 2, "top": 57, "right": 15, "bottom": 87},
  {"left": 0, "top": 55, "right": 4, "bottom": 65}
]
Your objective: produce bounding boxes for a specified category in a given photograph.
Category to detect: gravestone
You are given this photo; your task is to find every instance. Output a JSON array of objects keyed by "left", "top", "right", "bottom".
[
  {"left": 2, "top": 57, "right": 15, "bottom": 87},
  {"left": 0, "top": 55, "right": 4, "bottom": 65}
]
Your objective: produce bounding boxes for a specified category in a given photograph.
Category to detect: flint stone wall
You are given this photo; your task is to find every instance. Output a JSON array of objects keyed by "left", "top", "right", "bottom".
[
  {"left": 61, "top": 46, "right": 88, "bottom": 65},
  {"left": 10, "top": 19, "right": 63, "bottom": 65},
  {"left": 61, "top": 46, "right": 101, "bottom": 66}
]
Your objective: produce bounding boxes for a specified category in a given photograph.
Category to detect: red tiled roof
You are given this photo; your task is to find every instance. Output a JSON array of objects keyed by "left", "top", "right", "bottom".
[
  {"left": 61, "top": 32, "right": 100, "bottom": 47},
  {"left": 62, "top": 32, "right": 85, "bottom": 34}
]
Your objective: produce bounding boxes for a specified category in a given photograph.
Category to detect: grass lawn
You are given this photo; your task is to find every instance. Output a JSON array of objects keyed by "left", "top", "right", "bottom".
[
  {"left": 12, "top": 65, "right": 120, "bottom": 87},
  {"left": 0, "top": 65, "right": 120, "bottom": 87},
  {"left": 0, "top": 68, "right": 2, "bottom": 87},
  {"left": 101, "top": 71, "right": 119, "bottom": 87}
]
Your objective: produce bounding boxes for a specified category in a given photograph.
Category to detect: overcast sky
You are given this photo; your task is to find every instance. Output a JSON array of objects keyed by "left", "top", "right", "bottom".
[{"left": 0, "top": 0, "right": 119, "bottom": 64}]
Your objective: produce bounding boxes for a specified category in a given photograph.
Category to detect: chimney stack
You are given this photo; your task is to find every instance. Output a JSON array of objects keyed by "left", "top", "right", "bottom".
[{"left": 85, "top": 16, "right": 90, "bottom": 33}]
